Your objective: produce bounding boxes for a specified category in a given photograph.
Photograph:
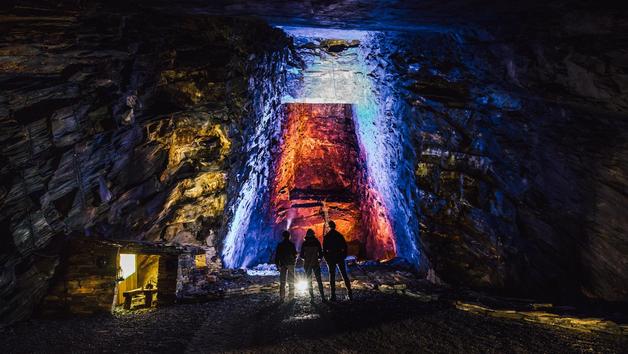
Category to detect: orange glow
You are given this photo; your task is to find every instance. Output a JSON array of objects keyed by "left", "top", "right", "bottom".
[{"left": 271, "top": 103, "right": 395, "bottom": 260}]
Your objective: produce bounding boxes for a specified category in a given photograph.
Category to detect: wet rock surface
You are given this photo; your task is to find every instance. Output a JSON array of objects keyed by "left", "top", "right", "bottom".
[{"left": 1, "top": 289, "right": 626, "bottom": 353}]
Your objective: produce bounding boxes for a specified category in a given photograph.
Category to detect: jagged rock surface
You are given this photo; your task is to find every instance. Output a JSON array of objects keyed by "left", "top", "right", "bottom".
[
  {"left": 0, "top": 3, "right": 294, "bottom": 326},
  {"left": 366, "top": 13, "right": 628, "bottom": 301}
]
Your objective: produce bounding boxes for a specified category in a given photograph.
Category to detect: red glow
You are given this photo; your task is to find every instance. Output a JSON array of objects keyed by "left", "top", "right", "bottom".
[{"left": 271, "top": 103, "right": 396, "bottom": 260}]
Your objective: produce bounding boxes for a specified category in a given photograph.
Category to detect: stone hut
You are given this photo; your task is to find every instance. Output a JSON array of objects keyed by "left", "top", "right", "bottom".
[{"left": 40, "top": 238, "right": 205, "bottom": 316}]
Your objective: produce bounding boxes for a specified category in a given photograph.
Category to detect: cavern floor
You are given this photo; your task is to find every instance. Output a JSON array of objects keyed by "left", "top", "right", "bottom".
[{"left": 1, "top": 290, "right": 625, "bottom": 354}]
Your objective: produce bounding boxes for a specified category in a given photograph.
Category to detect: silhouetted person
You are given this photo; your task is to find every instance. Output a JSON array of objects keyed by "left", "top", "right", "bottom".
[
  {"left": 300, "top": 228, "right": 326, "bottom": 301},
  {"left": 323, "top": 220, "right": 353, "bottom": 301},
  {"left": 274, "top": 230, "right": 296, "bottom": 301}
]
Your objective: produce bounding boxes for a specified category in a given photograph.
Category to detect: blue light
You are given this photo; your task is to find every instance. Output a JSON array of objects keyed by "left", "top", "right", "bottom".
[
  {"left": 222, "top": 173, "right": 259, "bottom": 268},
  {"left": 221, "top": 82, "right": 281, "bottom": 268},
  {"left": 278, "top": 26, "right": 369, "bottom": 41},
  {"left": 351, "top": 33, "right": 421, "bottom": 266},
  {"left": 222, "top": 26, "right": 423, "bottom": 269}
]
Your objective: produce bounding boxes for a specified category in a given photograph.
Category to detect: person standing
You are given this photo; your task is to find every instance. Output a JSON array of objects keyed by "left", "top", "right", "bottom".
[
  {"left": 323, "top": 220, "right": 353, "bottom": 301},
  {"left": 274, "top": 230, "right": 297, "bottom": 302},
  {"left": 300, "top": 229, "right": 326, "bottom": 301}
]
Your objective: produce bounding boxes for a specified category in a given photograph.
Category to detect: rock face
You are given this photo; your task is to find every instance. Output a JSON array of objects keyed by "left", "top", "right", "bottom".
[
  {"left": 0, "top": 3, "right": 294, "bottom": 326},
  {"left": 272, "top": 5, "right": 628, "bottom": 303},
  {"left": 270, "top": 103, "right": 396, "bottom": 259},
  {"left": 365, "top": 15, "right": 628, "bottom": 301}
]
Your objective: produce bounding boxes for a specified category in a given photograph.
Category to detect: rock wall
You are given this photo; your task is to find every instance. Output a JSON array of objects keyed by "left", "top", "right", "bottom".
[
  {"left": 0, "top": 3, "right": 293, "bottom": 326},
  {"left": 269, "top": 103, "right": 396, "bottom": 259},
  {"left": 219, "top": 27, "right": 298, "bottom": 268},
  {"left": 368, "top": 11, "right": 628, "bottom": 301}
]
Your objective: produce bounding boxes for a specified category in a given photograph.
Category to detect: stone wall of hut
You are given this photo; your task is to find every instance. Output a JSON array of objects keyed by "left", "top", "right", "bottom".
[{"left": 40, "top": 239, "right": 117, "bottom": 316}]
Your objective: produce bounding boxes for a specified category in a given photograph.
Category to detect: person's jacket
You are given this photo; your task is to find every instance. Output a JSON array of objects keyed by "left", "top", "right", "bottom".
[
  {"left": 323, "top": 229, "right": 347, "bottom": 262},
  {"left": 300, "top": 236, "right": 323, "bottom": 267},
  {"left": 274, "top": 240, "right": 297, "bottom": 266}
]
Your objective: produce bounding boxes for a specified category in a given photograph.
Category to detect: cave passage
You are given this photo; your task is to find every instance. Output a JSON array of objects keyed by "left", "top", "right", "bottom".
[
  {"left": 222, "top": 27, "right": 421, "bottom": 269},
  {"left": 271, "top": 103, "right": 396, "bottom": 260}
]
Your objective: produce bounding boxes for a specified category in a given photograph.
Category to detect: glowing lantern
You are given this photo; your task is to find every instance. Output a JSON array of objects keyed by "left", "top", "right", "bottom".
[{"left": 296, "top": 280, "right": 309, "bottom": 293}]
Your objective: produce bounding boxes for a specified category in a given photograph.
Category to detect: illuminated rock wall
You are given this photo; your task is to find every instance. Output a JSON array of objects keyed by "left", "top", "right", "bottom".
[
  {"left": 222, "top": 28, "right": 404, "bottom": 267},
  {"left": 219, "top": 38, "right": 298, "bottom": 268},
  {"left": 278, "top": 28, "right": 415, "bottom": 264},
  {"left": 270, "top": 103, "right": 395, "bottom": 259},
  {"left": 278, "top": 23, "right": 628, "bottom": 301},
  {"left": 353, "top": 33, "right": 425, "bottom": 268}
]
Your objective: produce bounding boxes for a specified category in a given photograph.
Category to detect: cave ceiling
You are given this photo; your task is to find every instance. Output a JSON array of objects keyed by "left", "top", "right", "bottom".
[{"left": 141, "top": 0, "right": 620, "bottom": 30}]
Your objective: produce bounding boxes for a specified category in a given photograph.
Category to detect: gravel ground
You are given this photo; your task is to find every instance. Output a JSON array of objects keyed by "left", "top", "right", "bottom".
[{"left": 1, "top": 290, "right": 625, "bottom": 353}]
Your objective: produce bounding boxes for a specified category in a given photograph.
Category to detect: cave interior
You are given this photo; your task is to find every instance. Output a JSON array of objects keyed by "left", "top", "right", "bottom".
[{"left": 0, "top": 0, "right": 627, "bottom": 345}]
